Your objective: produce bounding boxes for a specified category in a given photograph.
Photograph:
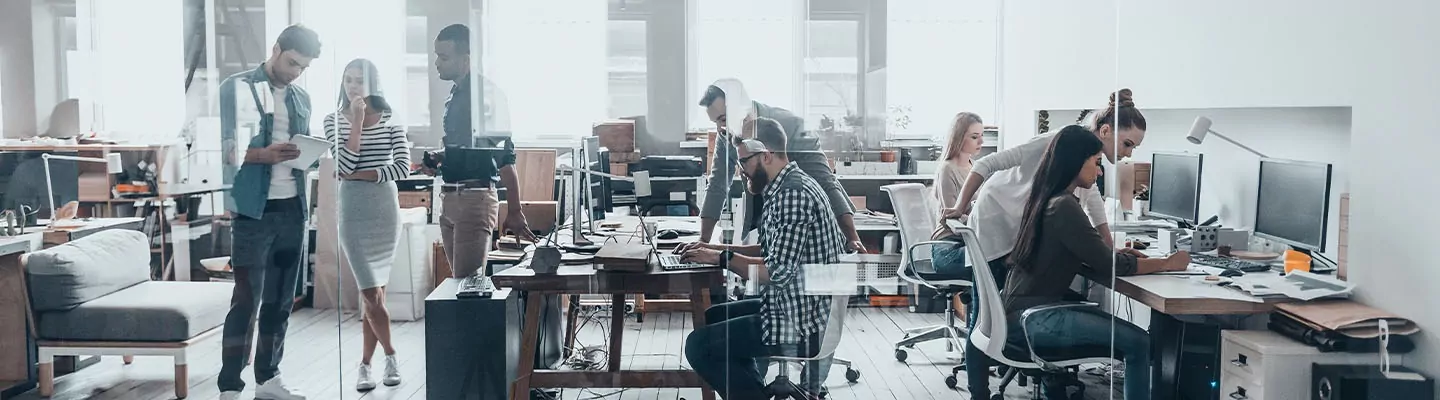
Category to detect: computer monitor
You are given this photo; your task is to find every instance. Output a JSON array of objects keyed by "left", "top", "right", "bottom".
[
  {"left": 1254, "top": 158, "right": 1333, "bottom": 252},
  {"left": 1147, "top": 152, "right": 1203, "bottom": 224}
]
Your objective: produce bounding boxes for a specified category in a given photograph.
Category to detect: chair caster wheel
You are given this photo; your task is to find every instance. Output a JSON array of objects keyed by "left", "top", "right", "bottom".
[
  {"left": 845, "top": 368, "right": 861, "bottom": 383},
  {"left": 894, "top": 349, "right": 908, "bottom": 362},
  {"left": 944, "top": 375, "right": 958, "bottom": 389}
]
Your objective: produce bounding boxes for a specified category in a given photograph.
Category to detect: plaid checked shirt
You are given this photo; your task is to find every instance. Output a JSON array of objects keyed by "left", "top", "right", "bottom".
[{"left": 757, "top": 162, "right": 845, "bottom": 345}]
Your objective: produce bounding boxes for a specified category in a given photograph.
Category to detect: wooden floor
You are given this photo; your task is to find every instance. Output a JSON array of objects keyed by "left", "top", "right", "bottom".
[{"left": 13, "top": 307, "right": 1124, "bottom": 400}]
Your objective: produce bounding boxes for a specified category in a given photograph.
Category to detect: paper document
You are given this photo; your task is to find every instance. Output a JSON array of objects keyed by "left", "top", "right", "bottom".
[
  {"left": 282, "top": 134, "right": 333, "bottom": 170},
  {"left": 1229, "top": 271, "right": 1353, "bottom": 301}
]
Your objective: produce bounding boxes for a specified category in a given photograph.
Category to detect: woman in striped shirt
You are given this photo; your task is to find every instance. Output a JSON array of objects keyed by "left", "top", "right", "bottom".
[{"left": 325, "top": 58, "right": 411, "bottom": 392}]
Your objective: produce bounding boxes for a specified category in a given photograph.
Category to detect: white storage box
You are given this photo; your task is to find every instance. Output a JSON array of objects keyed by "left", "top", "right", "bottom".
[{"left": 385, "top": 208, "right": 435, "bottom": 321}]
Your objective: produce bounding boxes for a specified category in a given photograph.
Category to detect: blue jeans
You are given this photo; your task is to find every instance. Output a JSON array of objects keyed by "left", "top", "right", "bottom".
[
  {"left": 1022, "top": 305, "right": 1152, "bottom": 400},
  {"left": 928, "top": 239, "right": 971, "bottom": 278}
]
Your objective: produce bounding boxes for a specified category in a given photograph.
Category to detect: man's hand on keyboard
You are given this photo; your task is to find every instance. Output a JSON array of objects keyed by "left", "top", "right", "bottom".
[
  {"left": 674, "top": 241, "right": 720, "bottom": 254},
  {"left": 680, "top": 247, "right": 722, "bottom": 265}
]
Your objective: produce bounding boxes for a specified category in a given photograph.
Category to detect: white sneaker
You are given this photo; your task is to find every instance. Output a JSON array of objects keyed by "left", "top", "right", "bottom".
[
  {"left": 219, "top": 391, "right": 241, "bottom": 400},
  {"left": 255, "top": 376, "right": 306, "bottom": 400},
  {"left": 382, "top": 355, "right": 402, "bottom": 386},
  {"left": 356, "top": 363, "right": 377, "bottom": 391}
]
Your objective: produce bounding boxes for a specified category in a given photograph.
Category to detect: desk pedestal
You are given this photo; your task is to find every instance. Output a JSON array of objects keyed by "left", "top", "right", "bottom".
[
  {"left": 1150, "top": 311, "right": 1238, "bottom": 400},
  {"left": 425, "top": 278, "right": 562, "bottom": 400}
]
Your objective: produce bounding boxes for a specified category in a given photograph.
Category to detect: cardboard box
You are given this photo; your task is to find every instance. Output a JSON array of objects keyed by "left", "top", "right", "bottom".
[
  {"left": 497, "top": 200, "right": 558, "bottom": 235},
  {"left": 593, "top": 120, "right": 636, "bottom": 153},
  {"left": 610, "top": 151, "right": 642, "bottom": 164}
]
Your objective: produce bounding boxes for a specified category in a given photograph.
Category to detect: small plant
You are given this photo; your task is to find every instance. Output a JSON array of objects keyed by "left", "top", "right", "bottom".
[
  {"left": 888, "top": 105, "right": 912, "bottom": 131},
  {"left": 1134, "top": 184, "right": 1150, "bottom": 201}
]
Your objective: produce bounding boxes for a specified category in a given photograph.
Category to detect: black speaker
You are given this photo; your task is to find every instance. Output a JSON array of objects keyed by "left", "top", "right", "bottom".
[{"left": 1312, "top": 364, "right": 1434, "bottom": 400}]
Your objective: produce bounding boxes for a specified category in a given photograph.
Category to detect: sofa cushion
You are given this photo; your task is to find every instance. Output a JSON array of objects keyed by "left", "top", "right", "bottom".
[
  {"left": 37, "top": 281, "right": 234, "bottom": 342},
  {"left": 25, "top": 229, "right": 150, "bottom": 312}
]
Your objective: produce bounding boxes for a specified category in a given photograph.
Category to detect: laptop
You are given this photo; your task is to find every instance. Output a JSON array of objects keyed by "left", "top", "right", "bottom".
[{"left": 645, "top": 217, "right": 719, "bottom": 271}]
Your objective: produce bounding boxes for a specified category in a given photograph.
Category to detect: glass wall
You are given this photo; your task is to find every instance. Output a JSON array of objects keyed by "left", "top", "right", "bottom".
[{"left": 11, "top": 1, "right": 1438, "bottom": 399}]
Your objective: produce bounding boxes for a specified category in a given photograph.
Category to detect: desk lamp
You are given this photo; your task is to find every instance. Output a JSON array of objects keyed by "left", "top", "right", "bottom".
[
  {"left": 1186, "top": 116, "right": 1268, "bottom": 158},
  {"left": 42, "top": 153, "right": 123, "bottom": 225}
]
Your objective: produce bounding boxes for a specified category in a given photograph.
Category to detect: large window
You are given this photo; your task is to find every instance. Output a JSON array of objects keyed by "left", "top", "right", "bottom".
[
  {"left": 804, "top": 18, "right": 861, "bottom": 134},
  {"left": 608, "top": 20, "right": 648, "bottom": 119},
  {"left": 482, "top": 0, "right": 607, "bottom": 144},
  {"left": 886, "top": 0, "right": 998, "bottom": 140},
  {"left": 689, "top": 0, "right": 806, "bottom": 130}
]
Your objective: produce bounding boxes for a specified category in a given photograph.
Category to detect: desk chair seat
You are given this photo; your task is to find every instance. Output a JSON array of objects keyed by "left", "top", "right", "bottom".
[
  {"left": 762, "top": 293, "right": 854, "bottom": 400},
  {"left": 882, "top": 184, "right": 973, "bottom": 388}
]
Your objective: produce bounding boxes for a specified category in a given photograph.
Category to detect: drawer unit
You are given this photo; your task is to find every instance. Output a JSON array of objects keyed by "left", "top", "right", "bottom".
[{"left": 1220, "top": 330, "right": 1397, "bottom": 400}]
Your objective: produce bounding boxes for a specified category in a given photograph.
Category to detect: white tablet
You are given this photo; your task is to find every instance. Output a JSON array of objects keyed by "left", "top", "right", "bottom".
[{"left": 281, "top": 134, "right": 333, "bottom": 169}]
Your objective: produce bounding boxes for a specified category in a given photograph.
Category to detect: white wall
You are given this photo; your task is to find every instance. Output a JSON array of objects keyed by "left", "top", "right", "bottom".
[
  {"left": 1002, "top": 0, "right": 1440, "bottom": 381},
  {"left": 1055, "top": 107, "right": 1352, "bottom": 259}
]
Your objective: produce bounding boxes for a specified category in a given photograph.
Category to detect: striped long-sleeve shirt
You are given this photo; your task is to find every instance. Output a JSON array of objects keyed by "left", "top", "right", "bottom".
[{"left": 324, "top": 110, "right": 411, "bottom": 182}]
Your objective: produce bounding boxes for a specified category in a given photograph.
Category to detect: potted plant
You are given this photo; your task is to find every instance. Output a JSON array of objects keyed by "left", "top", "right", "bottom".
[{"left": 1133, "top": 184, "right": 1150, "bottom": 215}]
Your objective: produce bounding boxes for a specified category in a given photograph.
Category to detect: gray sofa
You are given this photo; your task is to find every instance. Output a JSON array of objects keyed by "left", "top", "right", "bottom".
[{"left": 25, "top": 229, "right": 233, "bottom": 399}]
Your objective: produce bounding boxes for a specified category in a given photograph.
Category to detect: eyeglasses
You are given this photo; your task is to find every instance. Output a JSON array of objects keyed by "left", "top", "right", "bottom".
[{"left": 737, "top": 153, "right": 763, "bottom": 168}]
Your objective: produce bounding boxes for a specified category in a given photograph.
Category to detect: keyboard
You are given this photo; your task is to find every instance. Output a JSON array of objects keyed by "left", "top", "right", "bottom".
[
  {"left": 1190, "top": 253, "right": 1272, "bottom": 273},
  {"left": 658, "top": 254, "right": 715, "bottom": 271},
  {"left": 456, "top": 275, "right": 495, "bottom": 298}
]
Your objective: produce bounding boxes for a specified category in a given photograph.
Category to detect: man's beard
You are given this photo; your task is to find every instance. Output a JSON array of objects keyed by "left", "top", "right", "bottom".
[{"left": 744, "top": 165, "right": 770, "bottom": 195}]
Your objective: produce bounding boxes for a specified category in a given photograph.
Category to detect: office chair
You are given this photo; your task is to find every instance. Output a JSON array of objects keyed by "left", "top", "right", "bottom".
[
  {"left": 763, "top": 292, "right": 855, "bottom": 399},
  {"left": 881, "top": 183, "right": 973, "bottom": 388},
  {"left": 734, "top": 226, "right": 861, "bottom": 392},
  {"left": 959, "top": 224, "right": 1116, "bottom": 400}
]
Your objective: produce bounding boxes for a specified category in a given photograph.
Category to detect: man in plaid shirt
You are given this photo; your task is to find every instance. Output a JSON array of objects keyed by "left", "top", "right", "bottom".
[{"left": 680, "top": 117, "right": 845, "bottom": 399}]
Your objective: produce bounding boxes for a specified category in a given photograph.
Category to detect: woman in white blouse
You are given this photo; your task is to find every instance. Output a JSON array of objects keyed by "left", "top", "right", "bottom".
[
  {"left": 325, "top": 58, "right": 411, "bottom": 392},
  {"left": 948, "top": 89, "right": 1149, "bottom": 399}
]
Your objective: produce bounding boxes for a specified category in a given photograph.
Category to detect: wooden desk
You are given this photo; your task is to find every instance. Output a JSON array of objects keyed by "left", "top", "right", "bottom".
[
  {"left": 1113, "top": 274, "right": 1294, "bottom": 315},
  {"left": 0, "top": 238, "right": 34, "bottom": 398},
  {"left": 1112, "top": 271, "right": 1299, "bottom": 400},
  {"left": 492, "top": 261, "right": 723, "bottom": 400},
  {"left": 41, "top": 218, "right": 144, "bottom": 246}
]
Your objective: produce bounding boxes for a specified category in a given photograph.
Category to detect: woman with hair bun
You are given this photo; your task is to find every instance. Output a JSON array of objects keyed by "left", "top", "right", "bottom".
[{"left": 945, "top": 89, "right": 1149, "bottom": 398}]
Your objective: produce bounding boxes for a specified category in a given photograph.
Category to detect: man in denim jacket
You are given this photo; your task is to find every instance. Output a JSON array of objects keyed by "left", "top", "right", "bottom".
[{"left": 215, "top": 24, "right": 319, "bottom": 400}]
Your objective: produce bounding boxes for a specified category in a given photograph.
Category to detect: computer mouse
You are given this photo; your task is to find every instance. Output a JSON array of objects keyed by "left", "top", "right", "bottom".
[
  {"left": 657, "top": 229, "right": 681, "bottom": 240},
  {"left": 1219, "top": 269, "right": 1245, "bottom": 278}
]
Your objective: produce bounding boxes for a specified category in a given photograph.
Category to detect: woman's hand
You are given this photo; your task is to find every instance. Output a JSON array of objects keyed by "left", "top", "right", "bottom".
[
  {"left": 941, "top": 206, "right": 966, "bottom": 219},
  {"left": 1166, "top": 251, "right": 1192, "bottom": 271},
  {"left": 348, "top": 96, "right": 367, "bottom": 122}
]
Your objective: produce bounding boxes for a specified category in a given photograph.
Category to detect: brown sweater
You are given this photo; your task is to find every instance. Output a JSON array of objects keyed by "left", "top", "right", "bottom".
[{"left": 1001, "top": 194, "right": 1138, "bottom": 326}]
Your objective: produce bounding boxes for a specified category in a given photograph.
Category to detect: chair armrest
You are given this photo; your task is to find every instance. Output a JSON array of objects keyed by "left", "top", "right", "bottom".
[
  {"left": 1018, "top": 301, "right": 1100, "bottom": 371},
  {"left": 900, "top": 240, "right": 965, "bottom": 288}
]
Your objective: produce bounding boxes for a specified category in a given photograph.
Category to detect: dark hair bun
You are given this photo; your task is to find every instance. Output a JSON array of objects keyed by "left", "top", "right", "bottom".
[{"left": 1109, "top": 88, "right": 1136, "bottom": 108}]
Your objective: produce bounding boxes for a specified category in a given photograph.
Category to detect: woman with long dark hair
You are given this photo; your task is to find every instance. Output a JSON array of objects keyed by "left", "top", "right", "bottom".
[
  {"left": 324, "top": 58, "right": 411, "bottom": 392},
  {"left": 945, "top": 90, "right": 1149, "bottom": 398},
  {"left": 1002, "top": 125, "right": 1189, "bottom": 400}
]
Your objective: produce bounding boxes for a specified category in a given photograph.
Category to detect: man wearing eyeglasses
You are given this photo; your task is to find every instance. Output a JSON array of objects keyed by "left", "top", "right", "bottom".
[{"left": 680, "top": 117, "right": 843, "bottom": 399}]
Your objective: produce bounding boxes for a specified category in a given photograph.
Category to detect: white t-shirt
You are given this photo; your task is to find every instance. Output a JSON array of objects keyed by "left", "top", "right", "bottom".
[
  {"left": 967, "top": 129, "right": 1108, "bottom": 261},
  {"left": 267, "top": 85, "right": 298, "bottom": 200}
]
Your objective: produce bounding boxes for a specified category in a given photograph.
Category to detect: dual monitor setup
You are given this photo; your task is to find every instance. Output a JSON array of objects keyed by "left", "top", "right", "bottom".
[{"left": 1145, "top": 152, "right": 1334, "bottom": 255}]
